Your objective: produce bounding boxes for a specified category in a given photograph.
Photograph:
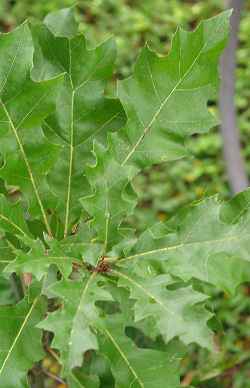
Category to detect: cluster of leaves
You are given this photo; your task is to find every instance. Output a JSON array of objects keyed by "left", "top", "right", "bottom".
[
  {"left": 2, "top": 0, "right": 250, "bottom": 228},
  {"left": 0, "top": 0, "right": 231, "bottom": 76},
  {"left": 0, "top": 6, "right": 250, "bottom": 388}
]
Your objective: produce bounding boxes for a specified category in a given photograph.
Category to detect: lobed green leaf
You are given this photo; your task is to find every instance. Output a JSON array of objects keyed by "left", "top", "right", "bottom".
[{"left": 0, "top": 8, "right": 241, "bottom": 387}]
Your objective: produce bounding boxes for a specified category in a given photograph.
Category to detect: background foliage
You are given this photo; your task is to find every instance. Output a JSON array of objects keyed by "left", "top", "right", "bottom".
[{"left": 0, "top": 1, "right": 250, "bottom": 387}]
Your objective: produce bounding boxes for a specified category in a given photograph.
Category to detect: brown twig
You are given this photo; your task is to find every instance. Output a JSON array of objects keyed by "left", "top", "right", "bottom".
[{"left": 42, "top": 368, "right": 66, "bottom": 385}]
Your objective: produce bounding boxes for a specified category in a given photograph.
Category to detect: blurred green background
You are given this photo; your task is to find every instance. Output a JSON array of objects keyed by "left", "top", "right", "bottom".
[{"left": 0, "top": 1, "right": 250, "bottom": 387}]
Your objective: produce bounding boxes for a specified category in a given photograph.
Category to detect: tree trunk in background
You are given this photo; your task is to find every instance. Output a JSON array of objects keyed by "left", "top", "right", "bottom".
[{"left": 219, "top": 0, "right": 248, "bottom": 194}]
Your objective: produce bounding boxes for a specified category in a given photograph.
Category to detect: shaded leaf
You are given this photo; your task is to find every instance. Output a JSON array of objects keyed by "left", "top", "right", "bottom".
[
  {"left": 68, "top": 370, "right": 99, "bottom": 388},
  {"left": 0, "top": 289, "right": 45, "bottom": 387},
  {"left": 4, "top": 236, "right": 77, "bottom": 280},
  {"left": 0, "top": 238, "right": 15, "bottom": 273},
  {"left": 0, "top": 195, "right": 30, "bottom": 238},
  {"left": 38, "top": 274, "right": 112, "bottom": 374},
  {"left": 116, "top": 271, "right": 213, "bottom": 349},
  {"left": 99, "top": 315, "right": 182, "bottom": 388},
  {"left": 81, "top": 142, "right": 138, "bottom": 251},
  {"left": 0, "top": 23, "right": 63, "bottom": 235}
]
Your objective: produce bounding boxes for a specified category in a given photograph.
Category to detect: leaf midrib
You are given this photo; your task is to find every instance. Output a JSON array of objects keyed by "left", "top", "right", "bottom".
[
  {"left": 103, "top": 327, "right": 144, "bottom": 388},
  {"left": 119, "top": 233, "right": 247, "bottom": 263},
  {"left": 0, "top": 297, "right": 39, "bottom": 376},
  {"left": 0, "top": 213, "right": 29, "bottom": 237},
  {"left": 114, "top": 270, "right": 174, "bottom": 317},
  {"left": 69, "top": 372, "right": 86, "bottom": 388},
  {"left": 0, "top": 100, "right": 52, "bottom": 236},
  {"left": 0, "top": 36, "right": 23, "bottom": 96},
  {"left": 121, "top": 39, "right": 207, "bottom": 166},
  {"left": 68, "top": 272, "right": 97, "bottom": 365},
  {"left": 63, "top": 40, "right": 74, "bottom": 238}
]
